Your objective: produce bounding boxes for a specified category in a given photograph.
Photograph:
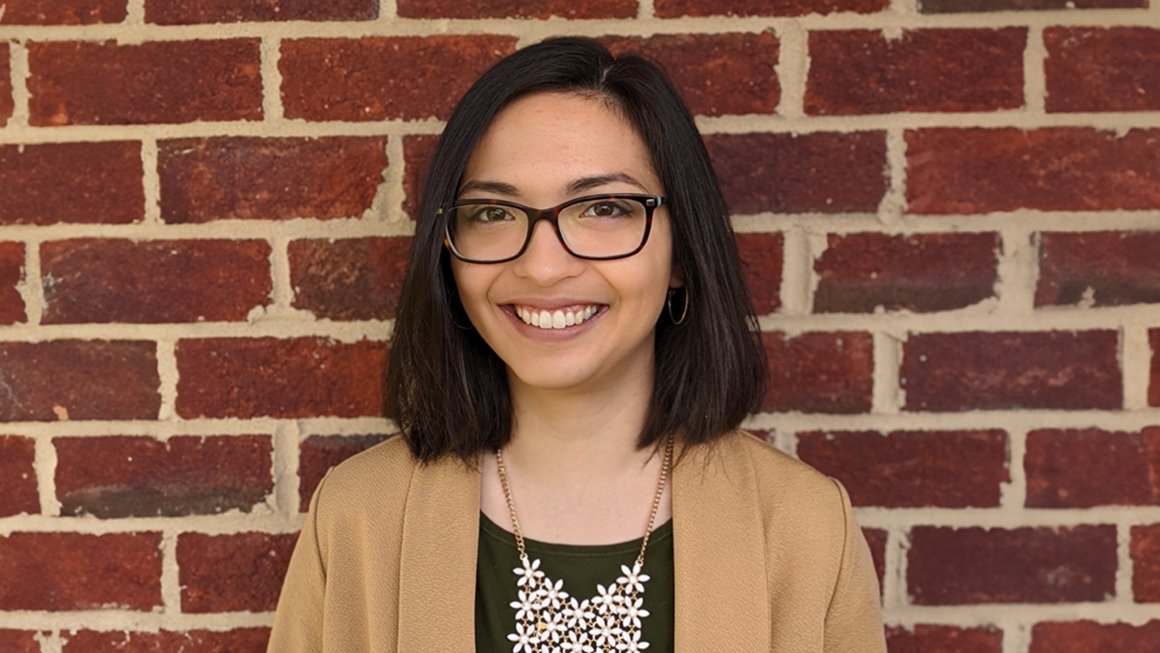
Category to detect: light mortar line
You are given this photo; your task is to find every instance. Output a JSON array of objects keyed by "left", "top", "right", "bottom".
[
  {"left": 0, "top": 321, "right": 391, "bottom": 345},
  {"left": 803, "top": 231, "right": 827, "bottom": 314},
  {"left": 21, "top": 236, "right": 44, "bottom": 325},
  {"left": 1121, "top": 326, "right": 1151, "bottom": 411},
  {"left": 155, "top": 338, "right": 178, "bottom": 421},
  {"left": 854, "top": 506, "right": 1160, "bottom": 530},
  {"left": 272, "top": 421, "right": 302, "bottom": 518},
  {"left": 1001, "top": 428, "right": 1028, "bottom": 510},
  {"left": 1024, "top": 25, "right": 1047, "bottom": 115},
  {"left": 872, "top": 330, "right": 904, "bottom": 414},
  {"left": 1003, "top": 621, "right": 1029, "bottom": 653},
  {"left": 140, "top": 137, "right": 162, "bottom": 224},
  {"left": 160, "top": 531, "right": 181, "bottom": 616},
  {"left": 771, "top": 428, "right": 796, "bottom": 455},
  {"left": 775, "top": 20, "right": 807, "bottom": 119},
  {"left": 778, "top": 228, "right": 811, "bottom": 315},
  {"left": 269, "top": 233, "right": 293, "bottom": 309},
  {"left": 0, "top": 119, "right": 447, "bottom": 142},
  {"left": 261, "top": 36, "right": 285, "bottom": 122},
  {"left": 695, "top": 110, "right": 1160, "bottom": 133},
  {"left": 878, "top": 128, "right": 907, "bottom": 224},
  {"left": 34, "top": 435, "right": 60, "bottom": 517},
  {"left": 890, "top": 0, "right": 919, "bottom": 15},
  {"left": 0, "top": 610, "right": 273, "bottom": 632},
  {"left": 1115, "top": 521, "right": 1134, "bottom": 606},
  {"left": 380, "top": 0, "right": 398, "bottom": 19},
  {"left": 125, "top": 0, "right": 145, "bottom": 25},
  {"left": 35, "top": 631, "right": 62, "bottom": 653},
  {"left": 372, "top": 136, "right": 399, "bottom": 223},
  {"left": 753, "top": 307, "right": 1159, "bottom": 333},
  {"left": 994, "top": 224, "right": 1037, "bottom": 317},
  {"left": 0, "top": 217, "right": 417, "bottom": 241},
  {"left": 0, "top": 512, "right": 308, "bottom": 537},
  {"left": 0, "top": 416, "right": 393, "bottom": 439},
  {"left": 883, "top": 602, "right": 1160, "bottom": 626},
  {"left": 730, "top": 211, "right": 1160, "bottom": 235},
  {"left": 882, "top": 528, "right": 906, "bottom": 609},
  {"left": 638, "top": 0, "right": 656, "bottom": 19},
  {"left": 9, "top": 39, "right": 29, "bottom": 128}
]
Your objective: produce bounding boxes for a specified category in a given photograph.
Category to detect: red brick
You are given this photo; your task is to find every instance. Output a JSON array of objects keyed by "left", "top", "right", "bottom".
[
  {"left": 0, "top": 630, "right": 39, "bottom": 653},
  {"left": 1037, "top": 231, "right": 1160, "bottom": 307},
  {"left": 0, "top": 142, "right": 143, "bottom": 225},
  {"left": 55, "top": 435, "right": 273, "bottom": 518},
  {"left": 290, "top": 237, "right": 411, "bottom": 321},
  {"left": 815, "top": 232, "right": 998, "bottom": 313},
  {"left": 736, "top": 233, "right": 783, "bottom": 314},
  {"left": 29, "top": 40, "right": 261, "bottom": 125},
  {"left": 908, "top": 525, "right": 1116, "bottom": 604},
  {"left": 807, "top": 29, "right": 1024, "bottom": 115},
  {"left": 64, "top": 628, "right": 270, "bottom": 653},
  {"left": 706, "top": 132, "right": 888, "bottom": 214},
  {"left": 798, "top": 430, "right": 1009, "bottom": 507},
  {"left": 863, "top": 528, "right": 887, "bottom": 593},
  {"left": 1152, "top": 329, "right": 1160, "bottom": 407},
  {"left": 0, "top": 436, "right": 38, "bottom": 517},
  {"left": 901, "top": 331, "right": 1121, "bottom": 411},
  {"left": 0, "top": 242, "right": 25, "bottom": 324},
  {"left": 158, "top": 137, "right": 387, "bottom": 223},
  {"left": 1026, "top": 428, "right": 1160, "bottom": 508},
  {"left": 0, "top": 340, "right": 160, "bottom": 421},
  {"left": 299, "top": 434, "right": 390, "bottom": 510},
  {"left": 41, "top": 239, "right": 272, "bottom": 324},
  {"left": 0, "top": 44, "right": 11, "bottom": 126},
  {"left": 403, "top": 135, "right": 438, "bottom": 220},
  {"left": 0, "top": 532, "right": 161, "bottom": 610},
  {"left": 1031, "top": 620, "right": 1160, "bottom": 653},
  {"left": 920, "top": 0, "right": 1142, "bottom": 11},
  {"left": 400, "top": 0, "right": 634, "bottom": 17},
  {"left": 147, "top": 0, "right": 376, "bottom": 23},
  {"left": 280, "top": 36, "right": 517, "bottom": 122},
  {"left": 656, "top": 0, "right": 887, "bottom": 16},
  {"left": 0, "top": 0, "right": 126, "bottom": 23},
  {"left": 176, "top": 337, "right": 387, "bottom": 419},
  {"left": 1046, "top": 27, "right": 1160, "bottom": 112},
  {"left": 762, "top": 331, "right": 873, "bottom": 413},
  {"left": 178, "top": 532, "right": 296, "bottom": 612},
  {"left": 1133, "top": 524, "right": 1160, "bottom": 601},
  {"left": 887, "top": 625, "right": 1003, "bottom": 653},
  {"left": 907, "top": 128, "right": 1160, "bottom": 214},
  {"left": 602, "top": 33, "right": 779, "bottom": 117}
]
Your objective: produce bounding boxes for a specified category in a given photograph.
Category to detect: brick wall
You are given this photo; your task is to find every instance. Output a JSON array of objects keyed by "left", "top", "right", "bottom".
[{"left": 1, "top": 1, "right": 1158, "bottom": 651}]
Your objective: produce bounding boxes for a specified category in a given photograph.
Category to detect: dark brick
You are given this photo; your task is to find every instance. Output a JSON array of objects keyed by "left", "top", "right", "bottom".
[
  {"left": 147, "top": 0, "right": 376, "bottom": 23},
  {"left": 655, "top": 0, "right": 888, "bottom": 16},
  {"left": 0, "top": 630, "right": 39, "bottom": 653},
  {"left": 290, "top": 237, "right": 411, "bottom": 321},
  {"left": 1132, "top": 523, "right": 1160, "bottom": 601},
  {"left": 175, "top": 337, "right": 387, "bottom": 419},
  {"left": 706, "top": 132, "right": 888, "bottom": 214},
  {"left": 901, "top": 331, "right": 1121, "bottom": 411},
  {"left": 907, "top": 128, "right": 1160, "bottom": 214},
  {"left": 280, "top": 36, "right": 517, "bottom": 121},
  {"left": 1152, "top": 329, "right": 1160, "bottom": 407},
  {"left": 0, "top": 44, "right": 11, "bottom": 126},
  {"left": 0, "top": 340, "right": 160, "bottom": 421},
  {"left": 0, "top": 0, "right": 127, "bottom": 23},
  {"left": 41, "top": 239, "right": 272, "bottom": 324},
  {"left": 0, "top": 242, "right": 25, "bottom": 324},
  {"left": 0, "top": 437, "right": 38, "bottom": 517},
  {"left": 863, "top": 528, "right": 887, "bottom": 593},
  {"left": 0, "top": 532, "right": 161, "bottom": 610},
  {"left": 158, "top": 136, "right": 387, "bottom": 223},
  {"left": 1031, "top": 620, "right": 1160, "bottom": 653},
  {"left": 736, "top": 233, "right": 782, "bottom": 314},
  {"left": 1026, "top": 428, "right": 1160, "bottom": 508},
  {"left": 29, "top": 40, "right": 261, "bottom": 125},
  {"left": 921, "top": 0, "right": 1143, "bottom": 10},
  {"left": 55, "top": 435, "right": 272, "bottom": 518},
  {"left": 807, "top": 29, "right": 1024, "bottom": 115},
  {"left": 178, "top": 532, "right": 296, "bottom": 612},
  {"left": 798, "top": 430, "right": 1009, "bottom": 507},
  {"left": 814, "top": 232, "right": 998, "bottom": 313},
  {"left": 763, "top": 331, "right": 873, "bottom": 413},
  {"left": 1046, "top": 27, "right": 1160, "bottom": 112},
  {"left": 0, "top": 142, "right": 143, "bottom": 225},
  {"left": 886, "top": 625, "right": 1003, "bottom": 653},
  {"left": 399, "top": 0, "right": 634, "bottom": 17},
  {"left": 403, "top": 135, "right": 438, "bottom": 220},
  {"left": 908, "top": 525, "right": 1116, "bottom": 604},
  {"left": 602, "top": 33, "right": 779, "bottom": 117},
  {"left": 1037, "top": 231, "right": 1160, "bottom": 307},
  {"left": 299, "top": 434, "right": 390, "bottom": 510},
  {"left": 64, "top": 629, "right": 270, "bottom": 653}
]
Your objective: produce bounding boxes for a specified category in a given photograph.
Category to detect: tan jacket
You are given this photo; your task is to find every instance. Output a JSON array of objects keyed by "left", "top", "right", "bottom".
[{"left": 268, "top": 432, "right": 887, "bottom": 652}]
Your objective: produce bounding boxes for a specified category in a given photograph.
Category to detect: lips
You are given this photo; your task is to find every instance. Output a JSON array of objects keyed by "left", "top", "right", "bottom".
[{"left": 513, "top": 304, "right": 601, "bottom": 330}]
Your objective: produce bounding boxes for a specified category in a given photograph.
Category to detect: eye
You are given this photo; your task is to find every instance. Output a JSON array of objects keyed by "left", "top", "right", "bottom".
[
  {"left": 467, "top": 205, "right": 517, "bottom": 223},
  {"left": 579, "top": 200, "right": 631, "bottom": 219}
]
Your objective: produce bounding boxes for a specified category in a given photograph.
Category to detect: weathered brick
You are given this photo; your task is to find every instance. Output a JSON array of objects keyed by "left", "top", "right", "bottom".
[
  {"left": 762, "top": 331, "right": 873, "bottom": 413},
  {"left": 1026, "top": 428, "right": 1160, "bottom": 508},
  {"left": 901, "top": 331, "right": 1121, "bottom": 411},
  {"left": 299, "top": 434, "right": 390, "bottom": 510},
  {"left": 0, "top": 44, "right": 11, "bottom": 126},
  {"left": 886, "top": 625, "right": 1003, "bottom": 653},
  {"left": 0, "top": 242, "right": 26, "bottom": 324},
  {"left": 64, "top": 629, "right": 270, "bottom": 653},
  {"left": 798, "top": 430, "right": 1009, "bottom": 507},
  {"left": 0, "top": 630, "right": 39, "bottom": 653},
  {"left": 814, "top": 232, "right": 998, "bottom": 313},
  {"left": 0, "top": 436, "right": 38, "bottom": 517},
  {"left": 1031, "top": 620, "right": 1160, "bottom": 653},
  {"left": 147, "top": 0, "right": 376, "bottom": 23},
  {"left": 41, "top": 239, "right": 272, "bottom": 324},
  {"left": 0, "top": 532, "right": 161, "bottom": 610},
  {"left": 178, "top": 532, "right": 296, "bottom": 612},
  {"left": 0, "top": 0, "right": 127, "bottom": 23},
  {"left": 29, "top": 40, "right": 261, "bottom": 125},
  {"left": 1132, "top": 524, "right": 1160, "bottom": 601},
  {"left": 290, "top": 237, "right": 412, "bottom": 321},
  {"left": 55, "top": 435, "right": 273, "bottom": 518},
  {"left": 1037, "top": 231, "right": 1160, "bottom": 307},
  {"left": 400, "top": 0, "right": 634, "bottom": 17},
  {"left": 920, "top": 0, "right": 1142, "bottom": 11},
  {"left": 706, "top": 132, "right": 888, "bottom": 214},
  {"left": 908, "top": 525, "right": 1116, "bottom": 604},
  {"left": 602, "top": 33, "right": 779, "bottom": 117},
  {"left": 1046, "top": 27, "right": 1160, "bottom": 112},
  {"left": 806, "top": 29, "right": 1024, "bottom": 115},
  {"left": 403, "top": 135, "right": 438, "bottom": 220},
  {"left": 280, "top": 36, "right": 517, "bottom": 122},
  {"left": 863, "top": 528, "right": 887, "bottom": 593},
  {"left": 655, "top": 0, "right": 887, "bottom": 16},
  {"left": 0, "top": 340, "right": 160, "bottom": 421},
  {"left": 158, "top": 136, "right": 387, "bottom": 223},
  {"left": 1152, "top": 329, "right": 1160, "bottom": 407},
  {"left": 906, "top": 128, "right": 1160, "bottom": 214},
  {"left": 0, "top": 142, "right": 143, "bottom": 225},
  {"left": 175, "top": 338, "right": 387, "bottom": 419},
  {"left": 736, "top": 233, "right": 782, "bottom": 314}
]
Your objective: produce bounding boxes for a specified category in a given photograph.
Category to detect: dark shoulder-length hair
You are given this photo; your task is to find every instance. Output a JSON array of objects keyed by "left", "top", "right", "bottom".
[{"left": 387, "top": 36, "right": 767, "bottom": 463}]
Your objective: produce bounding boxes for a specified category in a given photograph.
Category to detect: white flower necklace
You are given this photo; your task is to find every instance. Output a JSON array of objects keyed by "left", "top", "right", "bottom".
[{"left": 495, "top": 436, "right": 673, "bottom": 653}]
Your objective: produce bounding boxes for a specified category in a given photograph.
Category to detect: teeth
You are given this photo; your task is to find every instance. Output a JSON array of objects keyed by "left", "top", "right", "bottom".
[{"left": 515, "top": 305, "right": 599, "bottom": 330}]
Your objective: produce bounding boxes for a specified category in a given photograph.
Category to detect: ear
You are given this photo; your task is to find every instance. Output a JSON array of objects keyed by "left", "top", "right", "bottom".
[{"left": 669, "top": 265, "right": 684, "bottom": 288}]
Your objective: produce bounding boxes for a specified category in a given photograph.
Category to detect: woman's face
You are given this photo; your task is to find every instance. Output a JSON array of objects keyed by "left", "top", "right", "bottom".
[{"left": 450, "top": 92, "right": 679, "bottom": 396}]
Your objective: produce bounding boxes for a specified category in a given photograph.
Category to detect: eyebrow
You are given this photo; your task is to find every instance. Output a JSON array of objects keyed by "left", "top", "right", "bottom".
[{"left": 457, "top": 173, "right": 651, "bottom": 198}]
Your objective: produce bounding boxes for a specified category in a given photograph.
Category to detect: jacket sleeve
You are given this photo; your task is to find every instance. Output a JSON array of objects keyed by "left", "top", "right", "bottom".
[
  {"left": 267, "top": 477, "right": 328, "bottom": 653},
  {"left": 823, "top": 479, "right": 887, "bottom": 653}
]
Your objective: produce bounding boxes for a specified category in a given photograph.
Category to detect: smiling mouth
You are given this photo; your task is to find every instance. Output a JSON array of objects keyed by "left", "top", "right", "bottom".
[{"left": 513, "top": 305, "right": 601, "bottom": 330}]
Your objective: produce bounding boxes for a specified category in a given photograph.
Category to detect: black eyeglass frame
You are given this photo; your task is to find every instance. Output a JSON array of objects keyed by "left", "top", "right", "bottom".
[{"left": 441, "top": 193, "right": 667, "bottom": 264}]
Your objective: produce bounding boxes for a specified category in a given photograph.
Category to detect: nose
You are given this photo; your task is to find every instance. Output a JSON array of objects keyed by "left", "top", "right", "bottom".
[{"left": 510, "top": 219, "right": 584, "bottom": 285}]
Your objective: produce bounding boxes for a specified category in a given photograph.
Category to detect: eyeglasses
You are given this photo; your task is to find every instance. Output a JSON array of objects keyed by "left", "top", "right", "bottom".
[{"left": 441, "top": 193, "right": 666, "bottom": 264}]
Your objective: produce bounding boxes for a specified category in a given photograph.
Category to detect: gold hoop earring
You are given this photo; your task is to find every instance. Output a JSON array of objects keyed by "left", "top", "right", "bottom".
[{"left": 666, "top": 287, "right": 689, "bottom": 325}]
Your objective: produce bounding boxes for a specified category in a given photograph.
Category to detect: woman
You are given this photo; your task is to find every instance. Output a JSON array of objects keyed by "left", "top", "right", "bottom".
[{"left": 269, "top": 37, "right": 886, "bottom": 652}]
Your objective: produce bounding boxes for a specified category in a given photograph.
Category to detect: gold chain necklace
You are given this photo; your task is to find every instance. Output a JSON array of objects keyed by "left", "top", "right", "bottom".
[{"left": 494, "top": 436, "right": 673, "bottom": 653}]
